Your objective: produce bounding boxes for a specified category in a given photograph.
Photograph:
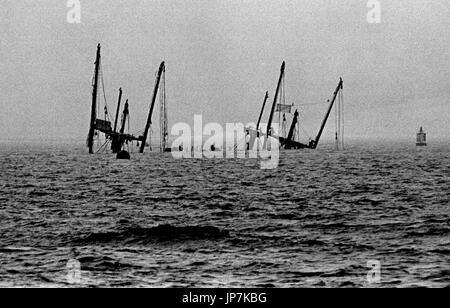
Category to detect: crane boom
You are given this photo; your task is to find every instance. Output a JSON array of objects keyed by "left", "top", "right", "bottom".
[
  {"left": 312, "top": 78, "right": 343, "bottom": 149},
  {"left": 267, "top": 61, "right": 285, "bottom": 139},
  {"left": 140, "top": 61, "right": 166, "bottom": 153},
  {"left": 256, "top": 92, "right": 269, "bottom": 137}
]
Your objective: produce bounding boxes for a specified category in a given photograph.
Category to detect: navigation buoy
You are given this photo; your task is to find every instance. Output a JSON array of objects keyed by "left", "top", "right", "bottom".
[{"left": 117, "top": 150, "right": 130, "bottom": 160}]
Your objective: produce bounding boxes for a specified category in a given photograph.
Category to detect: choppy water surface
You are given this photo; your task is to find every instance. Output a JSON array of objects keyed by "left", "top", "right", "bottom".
[{"left": 0, "top": 141, "right": 448, "bottom": 287}]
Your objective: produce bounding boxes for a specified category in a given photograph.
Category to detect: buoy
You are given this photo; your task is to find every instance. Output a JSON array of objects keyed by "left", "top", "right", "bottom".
[{"left": 116, "top": 150, "right": 130, "bottom": 160}]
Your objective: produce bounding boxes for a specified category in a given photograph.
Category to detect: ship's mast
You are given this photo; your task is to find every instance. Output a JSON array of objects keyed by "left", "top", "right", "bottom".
[
  {"left": 286, "top": 110, "right": 299, "bottom": 143},
  {"left": 113, "top": 88, "right": 122, "bottom": 133},
  {"left": 87, "top": 44, "right": 101, "bottom": 154},
  {"left": 120, "top": 100, "right": 129, "bottom": 135},
  {"left": 312, "top": 78, "right": 343, "bottom": 149},
  {"left": 256, "top": 92, "right": 269, "bottom": 137},
  {"left": 140, "top": 61, "right": 166, "bottom": 153},
  {"left": 160, "top": 67, "right": 168, "bottom": 152},
  {"left": 267, "top": 61, "right": 285, "bottom": 139}
]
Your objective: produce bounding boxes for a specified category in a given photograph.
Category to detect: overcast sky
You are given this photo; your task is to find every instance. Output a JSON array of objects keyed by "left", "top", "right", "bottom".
[{"left": 1, "top": 0, "right": 448, "bottom": 142}]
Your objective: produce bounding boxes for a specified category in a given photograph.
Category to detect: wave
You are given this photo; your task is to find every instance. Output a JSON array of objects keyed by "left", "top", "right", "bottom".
[
  {"left": 77, "top": 255, "right": 138, "bottom": 271},
  {"left": 0, "top": 246, "right": 41, "bottom": 253},
  {"left": 73, "top": 224, "right": 228, "bottom": 245}
]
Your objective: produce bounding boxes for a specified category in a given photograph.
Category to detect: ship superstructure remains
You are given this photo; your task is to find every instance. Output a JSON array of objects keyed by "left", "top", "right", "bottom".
[
  {"left": 86, "top": 44, "right": 167, "bottom": 155},
  {"left": 250, "top": 61, "right": 344, "bottom": 150}
]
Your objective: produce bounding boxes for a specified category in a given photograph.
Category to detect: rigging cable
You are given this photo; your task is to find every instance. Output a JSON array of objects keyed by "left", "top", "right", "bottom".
[
  {"left": 297, "top": 101, "right": 329, "bottom": 106},
  {"left": 335, "top": 91, "right": 339, "bottom": 149},
  {"left": 341, "top": 88, "right": 345, "bottom": 150},
  {"left": 127, "top": 105, "right": 131, "bottom": 151},
  {"left": 96, "top": 139, "right": 110, "bottom": 154},
  {"left": 338, "top": 87, "right": 341, "bottom": 150},
  {"left": 339, "top": 87, "right": 342, "bottom": 149},
  {"left": 299, "top": 123, "right": 312, "bottom": 141},
  {"left": 99, "top": 60, "right": 112, "bottom": 123}
]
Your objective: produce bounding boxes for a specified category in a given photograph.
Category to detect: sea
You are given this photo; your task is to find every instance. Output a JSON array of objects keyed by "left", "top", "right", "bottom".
[{"left": 0, "top": 141, "right": 448, "bottom": 288}]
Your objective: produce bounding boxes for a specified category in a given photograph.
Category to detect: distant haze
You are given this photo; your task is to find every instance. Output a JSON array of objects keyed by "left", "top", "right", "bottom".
[{"left": 1, "top": 0, "right": 449, "bottom": 143}]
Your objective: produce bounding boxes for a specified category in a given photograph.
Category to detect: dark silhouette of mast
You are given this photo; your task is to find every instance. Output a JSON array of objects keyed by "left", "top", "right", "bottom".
[
  {"left": 286, "top": 109, "right": 299, "bottom": 143},
  {"left": 256, "top": 92, "right": 269, "bottom": 137},
  {"left": 120, "top": 100, "right": 129, "bottom": 135},
  {"left": 113, "top": 88, "right": 122, "bottom": 132},
  {"left": 312, "top": 78, "right": 343, "bottom": 149},
  {"left": 267, "top": 61, "right": 285, "bottom": 139},
  {"left": 140, "top": 61, "right": 166, "bottom": 153},
  {"left": 87, "top": 44, "right": 101, "bottom": 154}
]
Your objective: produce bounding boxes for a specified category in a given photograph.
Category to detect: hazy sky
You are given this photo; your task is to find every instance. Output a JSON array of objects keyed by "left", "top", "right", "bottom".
[{"left": 1, "top": 0, "right": 449, "bottom": 142}]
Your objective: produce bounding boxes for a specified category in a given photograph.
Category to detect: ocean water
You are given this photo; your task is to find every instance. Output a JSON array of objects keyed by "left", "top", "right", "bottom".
[{"left": 0, "top": 141, "right": 448, "bottom": 288}]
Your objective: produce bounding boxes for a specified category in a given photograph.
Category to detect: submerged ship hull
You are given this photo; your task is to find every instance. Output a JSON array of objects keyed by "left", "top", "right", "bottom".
[{"left": 278, "top": 137, "right": 312, "bottom": 150}]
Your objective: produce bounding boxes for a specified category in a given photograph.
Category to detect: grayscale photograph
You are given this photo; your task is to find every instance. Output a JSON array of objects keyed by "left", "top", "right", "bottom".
[{"left": 0, "top": 0, "right": 449, "bottom": 291}]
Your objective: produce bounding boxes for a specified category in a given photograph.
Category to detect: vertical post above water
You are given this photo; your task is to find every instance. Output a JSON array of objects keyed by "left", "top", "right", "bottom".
[
  {"left": 286, "top": 110, "right": 299, "bottom": 143},
  {"left": 120, "top": 100, "right": 129, "bottom": 135},
  {"left": 87, "top": 44, "right": 101, "bottom": 154}
]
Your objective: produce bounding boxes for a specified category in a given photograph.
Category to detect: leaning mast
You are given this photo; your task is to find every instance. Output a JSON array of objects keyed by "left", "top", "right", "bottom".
[
  {"left": 256, "top": 92, "right": 269, "bottom": 137},
  {"left": 140, "top": 61, "right": 166, "bottom": 153},
  {"left": 267, "top": 61, "right": 285, "bottom": 139},
  {"left": 312, "top": 78, "right": 343, "bottom": 149},
  {"left": 87, "top": 44, "right": 101, "bottom": 154}
]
